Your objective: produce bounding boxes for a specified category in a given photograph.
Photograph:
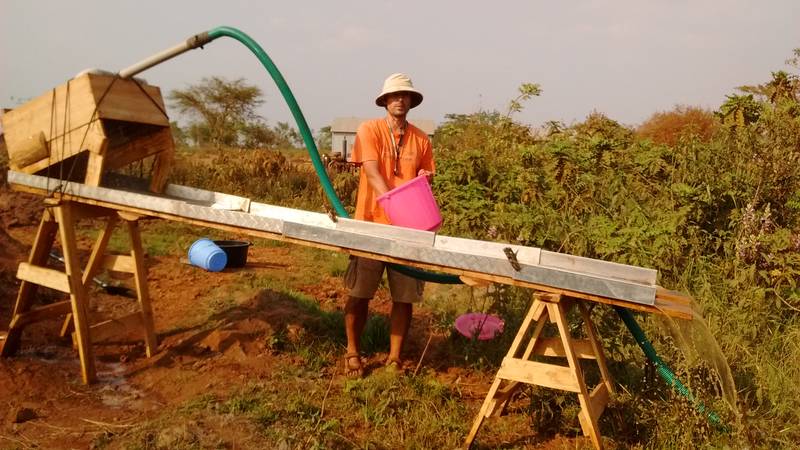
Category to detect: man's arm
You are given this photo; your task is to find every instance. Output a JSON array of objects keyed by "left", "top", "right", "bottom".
[{"left": 362, "top": 160, "right": 390, "bottom": 196}]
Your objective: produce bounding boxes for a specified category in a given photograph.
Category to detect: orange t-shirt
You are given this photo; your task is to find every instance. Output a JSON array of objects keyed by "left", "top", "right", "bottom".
[{"left": 351, "top": 118, "right": 435, "bottom": 224}]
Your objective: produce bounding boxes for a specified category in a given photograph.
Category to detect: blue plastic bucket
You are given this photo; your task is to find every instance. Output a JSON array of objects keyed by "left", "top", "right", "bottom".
[{"left": 188, "top": 238, "right": 227, "bottom": 272}]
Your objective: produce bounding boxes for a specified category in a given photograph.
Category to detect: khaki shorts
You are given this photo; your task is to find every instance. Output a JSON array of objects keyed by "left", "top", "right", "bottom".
[{"left": 344, "top": 256, "right": 424, "bottom": 303}]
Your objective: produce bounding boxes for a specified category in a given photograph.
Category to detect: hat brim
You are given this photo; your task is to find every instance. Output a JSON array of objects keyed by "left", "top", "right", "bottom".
[{"left": 376, "top": 90, "right": 423, "bottom": 109}]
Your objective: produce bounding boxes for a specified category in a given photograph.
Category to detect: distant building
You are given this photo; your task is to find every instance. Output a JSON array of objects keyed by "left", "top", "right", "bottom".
[{"left": 330, "top": 117, "right": 436, "bottom": 162}]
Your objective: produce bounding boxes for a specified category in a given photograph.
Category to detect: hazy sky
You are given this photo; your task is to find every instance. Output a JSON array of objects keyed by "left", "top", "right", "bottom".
[{"left": 1, "top": 1, "right": 798, "bottom": 132}]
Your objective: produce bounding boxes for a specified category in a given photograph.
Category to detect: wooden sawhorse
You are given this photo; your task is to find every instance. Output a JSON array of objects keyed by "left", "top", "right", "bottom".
[
  {"left": 0, "top": 200, "right": 157, "bottom": 384},
  {"left": 464, "top": 293, "right": 614, "bottom": 449}
]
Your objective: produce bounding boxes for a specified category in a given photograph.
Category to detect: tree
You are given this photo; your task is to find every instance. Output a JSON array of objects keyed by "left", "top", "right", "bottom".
[
  {"left": 272, "top": 122, "right": 302, "bottom": 149},
  {"left": 765, "top": 70, "right": 798, "bottom": 103},
  {"left": 717, "top": 94, "right": 762, "bottom": 127},
  {"left": 506, "top": 82, "right": 542, "bottom": 118},
  {"left": 240, "top": 120, "right": 277, "bottom": 149},
  {"left": 169, "top": 121, "right": 188, "bottom": 148},
  {"left": 316, "top": 126, "right": 332, "bottom": 152},
  {"left": 170, "top": 77, "right": 264, "bottom": 148}
]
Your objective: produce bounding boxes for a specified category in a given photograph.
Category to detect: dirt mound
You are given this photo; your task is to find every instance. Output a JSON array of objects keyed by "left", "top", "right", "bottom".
[{"left": 0, "top": 182, "right": 43, "bottom": 229}]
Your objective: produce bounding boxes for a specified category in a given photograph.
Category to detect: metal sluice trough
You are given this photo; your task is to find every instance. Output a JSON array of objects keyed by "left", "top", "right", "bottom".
[{"left": 8, "top": 170, "right": 662, "bottom": 308}]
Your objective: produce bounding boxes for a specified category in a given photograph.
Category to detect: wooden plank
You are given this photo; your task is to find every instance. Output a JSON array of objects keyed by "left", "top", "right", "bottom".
[
  {"left": 8, "top": 131, "right": 48, "bottom": 168},
  {"left": 519, "top": 305, "right": 549, "bottom": 360},
  {"left": 551, "top": 302, "right": 603, "bottom": 449},
  {"left": 86, "top": 312, "right": 143, "bottom": 343},
  {"left": 2, "top": 210, "right": 59, "bottom": 356},
  {"left": 70, "top": 203, "right": 115, "bottom": 221},
  {"left": 459, "top": 275, "right": 491, "bottom": 287},
  {"left": 464, "top": 377, "right": 503, "bottom": 449},
  {"left": 589, "top": 383, "right": 609, "bottom": 419},
  {"left": 127, "top": 219, "right": 157, "bottom": 357},
  {"left": 19, "top": 121, "right": 107, "bottom": 174},
  {"left": 16, "top": 262, "right": 71, "bottom": 293},
  {"left": 81, "top": 215, "right": 117, "bottom": 287},
  {"left": 533, "top": 337, "right": 597, "bottom": 359},
  {"left": 60, "top": 313, "right": 74, "bottom": 338},
  {"left": 2, "top": 75, "right": 98, "bottom": 155},
  {"left": 8, "top": 301, "right": 72, "bottom": 329},
  {"left": 506, "top": 300, "right": 545, "bottom": 359},
  {"left": 148, "top": 131, "right": 174, "bottom": 193},
  {"left": 102, "top": 254, "right": 135, "bottom": 273},
  {"left": 54, "top": 203, "right": 97, "bottom": 384},
  {"left": 104, "top": 126, "right": 173, "bottom": 170},
  {"left": 656, "top": 286, "right": 692, "bottom": 306},
  {"left": 497, "top": 357, "right": 581, "bottom": 393},
  {"left": 580, "top": 303, "right": 615, "bottom": 394},
  {"left": 88, "top": 74, "right": 169, "bottom": 126},
  {"left": 84, "top": 139, "right": 109, "bottom": 186}
]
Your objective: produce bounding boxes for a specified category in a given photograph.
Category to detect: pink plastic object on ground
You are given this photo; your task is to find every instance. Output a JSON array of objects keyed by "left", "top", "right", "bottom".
[
  {"left": 376, "top": 175, "right": 442, "bottom": 231},
  {"left": 454, "top": 313, "right": 505, "bottom": 340}
]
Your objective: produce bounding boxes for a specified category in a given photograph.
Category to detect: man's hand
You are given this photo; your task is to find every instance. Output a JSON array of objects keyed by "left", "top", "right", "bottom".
[
  {"left": 363, "top": 160, "right": 390, "bottom": 196},
  {"left": 418, "top": 169, "right": 434, "bottom": 182}
]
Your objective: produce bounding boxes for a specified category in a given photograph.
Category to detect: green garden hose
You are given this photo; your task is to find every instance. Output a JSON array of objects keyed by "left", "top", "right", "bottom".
[
  {"left": 120, "top": 25, "right": 726, "bottom": 428},
  {"left": 615, "top": 306, "right": 726, "bottom": 430}
]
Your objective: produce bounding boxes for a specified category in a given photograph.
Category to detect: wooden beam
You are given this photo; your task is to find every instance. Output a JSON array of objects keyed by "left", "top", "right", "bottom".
[
  {"left": 126, "top": 219, "right": 158, "bottom": 357},
  {"left": 497, "top": 358, "right": 581, "bottom": 393},
  {"left": 8, "top": 301, "right": 72, "bottom": 329},
  {"left": 104, "top": 126, "right": 173, "bottom": 170},
  {"left": 85, "top": 312, "right": 143, "bottom": 343},
  {"left": 533, "top": 337, "right": 597, "bottom": 359},
  {"left": 18, "top": 121, "right": 107, "bottom": 174},
  {"left": 88, "top": 73, "right": 170, "bottom": 126},
  {"left": 102, "top": 254, "right": 135, "bottom": 273},
  {"left": 81, "top": 215, "right": 117, "bottom": 286},
  {"left": 16, "top": 263, "right": 71, "bottom": 293},
  {"left": 589, "top": 383, "right": 609, "bottom": 419},
  {"left": 2, "top": 210, "right": 59, "bottom": 356},
  {"left": 54, "top": 203, "right": 96, "bottom": 384}
]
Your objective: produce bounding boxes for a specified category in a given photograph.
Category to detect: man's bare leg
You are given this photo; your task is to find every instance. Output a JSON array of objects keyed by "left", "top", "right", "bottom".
[
  {"left": 388, "top": 302, "right": 412, "bottom": 365},
  {"left": 344, "top": 296, "right": 369, "bottom": 377}
]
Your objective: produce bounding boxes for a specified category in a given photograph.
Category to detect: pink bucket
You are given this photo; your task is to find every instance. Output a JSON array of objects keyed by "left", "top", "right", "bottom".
[{"left": 376, "top": 175, "right": 442, "bottom": 231}]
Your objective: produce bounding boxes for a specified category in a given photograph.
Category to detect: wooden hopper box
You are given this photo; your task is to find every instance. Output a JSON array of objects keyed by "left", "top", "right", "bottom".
[{"left": 1, "top": 72, "right": 174, "bottom": 192}]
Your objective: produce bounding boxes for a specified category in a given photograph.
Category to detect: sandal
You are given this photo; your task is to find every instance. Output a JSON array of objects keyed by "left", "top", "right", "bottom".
[
  {"left": 344, "top": 352, "right": 364, "bottom": 378},
  {"left": 384, "top": 358, "right": 404, "bottom": 374}
]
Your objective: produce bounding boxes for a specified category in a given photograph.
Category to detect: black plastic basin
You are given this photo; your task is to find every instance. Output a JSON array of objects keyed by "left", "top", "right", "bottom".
[{"left": 212, "top": 240, "right": 252, "bottom": 268}]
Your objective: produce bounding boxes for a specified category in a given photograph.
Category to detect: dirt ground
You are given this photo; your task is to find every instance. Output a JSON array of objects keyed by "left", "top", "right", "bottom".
[{"left": 0, "top": 184, "right": 586, "bottom": 449}]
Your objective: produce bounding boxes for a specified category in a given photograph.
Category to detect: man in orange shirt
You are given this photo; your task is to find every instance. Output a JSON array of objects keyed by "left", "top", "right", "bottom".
[{"left": 343, "top": 73, "right": 435, "bottom": 377}]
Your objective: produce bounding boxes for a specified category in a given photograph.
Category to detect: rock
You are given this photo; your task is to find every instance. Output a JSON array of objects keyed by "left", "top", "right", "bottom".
[
  {"left": 8, "top": 405, "right": 37, "bottom": 423},
  {"left": 156, "top": 423, "right": 197, "bottom": 449},
  {"left": 198, "top": 329, "right": 249, "bottom": 353}
]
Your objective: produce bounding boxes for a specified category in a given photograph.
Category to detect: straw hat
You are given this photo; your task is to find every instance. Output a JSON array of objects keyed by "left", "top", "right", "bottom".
[{"left": 375, "top": 73, "right": 423, "bottom": 108}]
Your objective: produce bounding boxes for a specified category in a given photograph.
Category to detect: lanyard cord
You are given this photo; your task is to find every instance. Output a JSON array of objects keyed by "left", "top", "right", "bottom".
[{"left": 385, "top": 119, "right": 406, "bottom": 175}]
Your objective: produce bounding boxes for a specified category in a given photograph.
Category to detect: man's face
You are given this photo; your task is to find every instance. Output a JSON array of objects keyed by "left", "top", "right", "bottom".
[{"left": 384, "top": 92, "right": 411, "bottom": 117}]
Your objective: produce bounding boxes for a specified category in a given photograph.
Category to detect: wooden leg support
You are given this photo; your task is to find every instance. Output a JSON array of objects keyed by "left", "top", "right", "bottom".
[
  {"left": 464, "top": 293, "right": 614, "bottom": 450},
  {"left": 0, "top": 210, "right": 59, "bottom": 356},
  {"left": 1, "top": 202, "right": 158, "bottom": 384}
]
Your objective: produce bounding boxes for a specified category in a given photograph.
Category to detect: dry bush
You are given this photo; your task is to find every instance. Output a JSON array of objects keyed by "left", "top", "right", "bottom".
[{"left": 637, "top": 105, "right": 720, "bottom": 146}]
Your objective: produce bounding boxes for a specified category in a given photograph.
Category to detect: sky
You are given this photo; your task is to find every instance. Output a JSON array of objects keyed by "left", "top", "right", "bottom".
[{"left": 1, "top": 1, "right": 798, "bottom": 132}]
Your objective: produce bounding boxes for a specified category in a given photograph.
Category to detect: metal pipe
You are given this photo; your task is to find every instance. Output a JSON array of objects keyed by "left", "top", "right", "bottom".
[{"left": 118, "top": 32, "right": 212, "bottom": 79}]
